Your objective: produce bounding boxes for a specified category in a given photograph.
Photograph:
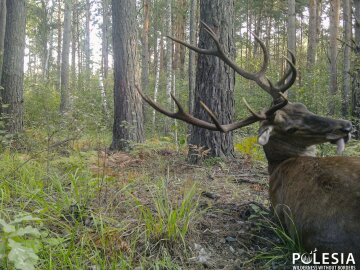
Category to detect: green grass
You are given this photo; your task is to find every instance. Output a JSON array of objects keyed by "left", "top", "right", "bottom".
[
  {"left": 248, "top": 204, "right": 305, "bottom": 269},
  {"left": 0, "top": 135, "right": 200, "bottom": 269}
]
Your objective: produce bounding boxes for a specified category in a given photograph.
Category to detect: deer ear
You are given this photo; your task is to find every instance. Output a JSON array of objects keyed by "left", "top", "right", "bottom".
[{"left": 258, "top": 125, "right": 273, "bottom": 145}]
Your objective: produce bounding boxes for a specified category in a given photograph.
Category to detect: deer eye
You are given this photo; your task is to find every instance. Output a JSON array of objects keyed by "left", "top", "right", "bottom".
[{"left": 286, "top": 127, "right": 298, "bottom": 134}]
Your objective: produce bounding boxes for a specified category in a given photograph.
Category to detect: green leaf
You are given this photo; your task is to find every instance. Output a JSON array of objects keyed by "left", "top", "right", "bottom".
[
  {"left": 8, "top": 239, "right": 39, "bottom": 270},
  {"left": 14, "top": 226, "right": 41, "bottom": 238},
  {"left": 0, "top": 219, "right": 16, "bottom": 233},
  {"left": 11, "top": 215, "right": 41, "bottom": 225}
]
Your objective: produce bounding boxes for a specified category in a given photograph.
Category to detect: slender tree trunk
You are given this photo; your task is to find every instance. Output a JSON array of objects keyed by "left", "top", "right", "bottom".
[
  {"left": 0, "top": 0, "right": 6, "bottom": 84},
  {"left": 188, "top": 0, "right": 197, "bottom": 115},
  {"left": 287, "top": 0, "right": 296, "bottom": 54},
  {"left": 71, "top": 1, "right": 77, "bottom": 88},
  {"left": 84, "top": 0, "right": 91, "bottom": 76},
  {"left": 60, "top": 0, "right": 72, "bottom": 113},
  {"left": 57, "top": 0, "right": 62, "bottom": 89},
  {"left": 164, "top": 0, "right": 173, "bottom": 135},
  {"left": 188, "top": 0, "right": 235, "bottom": 163},
  {"left": 39, "top": 0, "right": 49, "bottom": 80},
  {"left": 352, "top": 0, "right": 360, "bottom": 139},
  {"left": 152, "top": 37, "right": 161, "bottom": 127},
  {"left": 141, "top": 0, "right": 150, "bottom": 96},
  {"left": 307, "top": 0, "right": 317, "bottom": 69},
  {"left": 1, "top": 0, "right": 26, "bottom": 133},
  {"left": 173, "top": 0, "right": 187, "bottom": 74},
  {"left": 328, "top": 0, "right": 340, "bottom": 115},
  {"left": 253, "top": 3, "right": 263, "bottom": 56},
  {"left": 287, "top": 0, "right": 296, "bottom": 94},
  {"left": 44, "top": 0, "right": 56, "bottom": 81},
  {"left": 100, "top": 0, "right": 110, "bottom": 118},
  {"left": 342, "top": 0, "right": 351, "bottom": 117},
  {"left": 110, "top": 0, "right": 144, "bottom": 151}
]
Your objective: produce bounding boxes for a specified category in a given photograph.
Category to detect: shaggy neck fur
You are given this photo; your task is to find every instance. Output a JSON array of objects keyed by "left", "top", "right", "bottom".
[{"left": 263, "top": 135, "right": 316, "bottom": 174}]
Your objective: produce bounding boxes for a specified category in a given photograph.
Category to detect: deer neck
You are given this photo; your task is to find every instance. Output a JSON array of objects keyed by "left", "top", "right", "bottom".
[{"left": 262, "top": 134, "right": 317, "bottom": 174}]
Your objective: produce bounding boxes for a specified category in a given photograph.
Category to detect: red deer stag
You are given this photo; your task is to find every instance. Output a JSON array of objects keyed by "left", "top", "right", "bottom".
[{"left": 137, "top": 22, "right": 360, "bottom": 262}]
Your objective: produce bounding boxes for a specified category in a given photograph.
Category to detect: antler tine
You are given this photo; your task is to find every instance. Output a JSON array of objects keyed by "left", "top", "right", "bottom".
[
  {"left": 199, "top": 101, "right": 226, "bottom": 132},
  {"left": 170, "top": 93, "right": 185, "bottom": 113},
  {"left": 198, "top": 21, "right": 263, "bottom": 82},
  {"left": 167, "top": 36, "right": 218, "bottom": 56},
  {"left": 275, "top": 50, "right": 296, "bottom": 87},
  {"left": 136, "top": 85, "right": 267, "bottom": 133},
  {"left": 265, "top": 93, "right": 289, "bottom": 116},
  {"left": 242, "top": 98, "right": 267, "bottom": 120},
  {"left": 277, "top": 57, "right": 297, "bottom": 93}
]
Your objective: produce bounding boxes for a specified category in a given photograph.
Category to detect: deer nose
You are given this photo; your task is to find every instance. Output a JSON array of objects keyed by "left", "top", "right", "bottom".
[{"left": 340, "top": 122, "right": 352, "bottom": 133}]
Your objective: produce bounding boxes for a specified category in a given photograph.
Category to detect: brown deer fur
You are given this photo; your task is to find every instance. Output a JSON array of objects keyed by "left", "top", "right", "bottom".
[{"left": 259, "top": 103, "right": 360, "bottom": 261}]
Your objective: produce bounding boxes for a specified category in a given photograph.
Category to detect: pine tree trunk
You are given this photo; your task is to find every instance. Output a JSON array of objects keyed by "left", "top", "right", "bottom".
[
  {"left": 164, "top": 0, "right": 173, "bottom": 135},
  {"left": 56, "top": 0, "right": 62, "bottom": 89},
  {"left": 0, "top": 0, "right": 6, "bottom": 84},
  {"left": 60, "top": 0, "right": 72, "bottom": 113},
  {"left": 152, "top": 37, "right": 161, "bottom": 127},
  {"left": 342, "top": 0, "right": 351, "bottom": 117},
  {"left": 1, "top": 0, "right": 26, "bottom": 133},
  {"left": 110, "top": 0, "right": 144, "bottom": 151},
  {"left": 71, "top": 2, "right": 77, "bottom": 87},
  {"left": 307, "top": 0, "right": 317, "bottom": 69},
  {"left": 100, "top": 0, "right": 110, "bottom": 118},
  {"left": 141, "top": 0, "right": 150, "bottom": 95},
  {"left": 174, "top": 0, "right": 187, "bottom": 74},
  {"left": 328, "top": 0, "right": 340, "bottom": 115},
  {"left": 188, "top": 0, "right": 235, "bottom": 163},
  {"left": 44, "top": 0, "right": 56, "bottom": 81},
  {"left": 188, "top": 0, "right": 197, "bottom": 115}
]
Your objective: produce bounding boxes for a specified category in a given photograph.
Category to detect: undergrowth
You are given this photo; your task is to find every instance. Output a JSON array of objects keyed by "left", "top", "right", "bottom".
[{"left": 0, "top": 133, "right": 200, "bottom": 269}]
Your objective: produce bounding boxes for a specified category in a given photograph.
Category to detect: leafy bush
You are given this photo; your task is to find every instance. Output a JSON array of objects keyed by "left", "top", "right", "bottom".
[{"left": 0, "top": 214, "right": 42, "bottom": 270}]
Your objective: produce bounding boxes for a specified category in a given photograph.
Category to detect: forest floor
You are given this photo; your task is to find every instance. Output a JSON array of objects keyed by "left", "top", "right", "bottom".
[
  {"left": 5, "top": 133, "right": 359, "bottom": 269},
  {"left": 86, "top": 140, "right": 292, "bottom": 270}
]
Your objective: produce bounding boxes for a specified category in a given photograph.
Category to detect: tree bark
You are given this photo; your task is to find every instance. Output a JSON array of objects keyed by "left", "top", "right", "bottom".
[
  {"left": 173, "top": 0, "right": 187, "bottom": 74},
  {"left": 1, "top": 0, "right": 26, "bottom": 133},
  {"left": 307, "top": 0, "right": 317, "bottom": 69},
  {"left": 71, "top": 1, "right": 77, "bottom": 88},
  {"left": 328, "top": 0, "right": 340, "bottom": 115},
  {"left": 60, "top": 0, "right": 72, "bottom": 113},
  {"left": 56, "top": 0, "right": 62, "bottom": 89},
  {"left": 152, "top": 37, "right": 161, "bottom": 127},
  {"left": 342, "top": 0, "right": 351, "bottom": 117},
  {"left": 188, "top": 0, "right": 198, "bottom": 115},
  {"left": 44, "top": 0, "right": 56, "bottom": 81},
  {"left": 188, "top": 0, "right": 235, "bottom": 163},
  {"left": 0, "top": 0, "right": 6, "bottom": 84},
  {"left": 141, "top": 0, "right": 150, "bottom": 96},
  {"left": 100, "top": 0, "right": 110, "bottom": 118},
  {"left": 110, "top": 0, "right": 144, "bottom": 151},
  {"left": 164, "top": 0, "right": 173, "bottom": 135}
]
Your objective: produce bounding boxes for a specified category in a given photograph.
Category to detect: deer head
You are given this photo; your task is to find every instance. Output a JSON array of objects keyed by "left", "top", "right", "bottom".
[{"left": 137, "top": 22, "right": 352, "bottom": 164}]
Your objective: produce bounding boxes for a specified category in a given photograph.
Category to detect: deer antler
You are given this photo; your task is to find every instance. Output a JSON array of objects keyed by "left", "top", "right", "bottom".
[
  {"left": 167, "top": 21, "right": 297, "bottom": 100},
  {"left": 138, "top": 21, "right": 295, "bottom": 133},
  {"left": 136, "top": 86, "right": 288, "bottom": 133}
]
